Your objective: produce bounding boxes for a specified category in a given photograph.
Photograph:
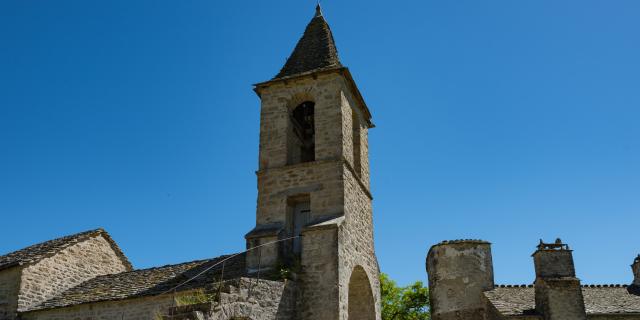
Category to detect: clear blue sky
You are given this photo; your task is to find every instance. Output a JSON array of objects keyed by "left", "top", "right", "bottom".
[{"left": 1, "top": 0, "right": 639, "bottom": 286}]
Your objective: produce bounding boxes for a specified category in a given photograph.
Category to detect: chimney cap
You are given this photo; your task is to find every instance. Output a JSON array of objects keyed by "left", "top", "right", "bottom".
[{"left": 537, "top": 238, "right": 570, "bottom": 251}]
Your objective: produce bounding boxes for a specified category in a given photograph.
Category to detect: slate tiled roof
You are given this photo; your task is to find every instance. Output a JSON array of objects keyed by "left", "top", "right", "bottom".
[
  {"left": 27, "top": 253, "right": 246, "bottom": 312},
  {"left": 484, "top": 286, "right": 536, "bottom": 316},
  {"left": 0, "top": 228, "right": 132, "bottom": 271},
  {"left": 583, "top": 286, "right": 640, "bottom": 314},
  {"left": 484, "top": 285, "right": 640, "bottom": 316},
  {"left": 274, "top": 5, "right": 342, "bottom": 80}
]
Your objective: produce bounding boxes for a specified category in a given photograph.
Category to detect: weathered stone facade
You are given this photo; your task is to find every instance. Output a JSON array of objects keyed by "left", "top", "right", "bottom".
[
  {"left": 22, "top": 278, "right": 296, "bottom": 320},
  {"left": 22, "top": 294, "right": 175, "bottom": 320},
  {"left": 18, "top": 235, "right": 130, "bottom": 312},
  {"left": 427, "top": 239, "right": 640, "bottom": 320},
  {"left": 247, "top": 71, "right": 380, "bottom": 320},
  {"left": 0, "top": 230, "right": 131, "bottom": 320},
  {"left": 426, "top": 240, "right": 494, "bottom": 320}
]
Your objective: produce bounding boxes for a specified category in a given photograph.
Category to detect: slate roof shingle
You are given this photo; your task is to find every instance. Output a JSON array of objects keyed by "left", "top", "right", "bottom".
[
  {"left": 27, "top": 253, "right": 246, "bottom": 312},
  {"left": 484, "top": 285, "right": 640, "bottom": 316},
  {"left": 274, "top": 5, "right": 342, "bottom": 80},
  {"left": 0, "top": 228, "right": 132, "bottom": 271}
]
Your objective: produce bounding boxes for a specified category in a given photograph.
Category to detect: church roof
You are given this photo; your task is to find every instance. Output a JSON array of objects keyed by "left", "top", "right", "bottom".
[
  {"left": 26, "top": 253, "right": 246, "bottom": 312},
  {"left": 273, "top": 4, "right": 342, "bottom": 80},
  {"left": 484, "top": 285, "right": 640, "bottom": 316},
  {"left": 0, "top": 228, "right": 132, "bottom": 271}
]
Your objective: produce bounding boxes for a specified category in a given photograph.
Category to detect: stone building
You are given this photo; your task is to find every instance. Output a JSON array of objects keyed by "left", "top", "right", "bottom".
[
  {"left": 426, "top": 239, "right": 640, "bottom": 320},
  {"left": 0, "top": 5, "right": 380, "bottom": 320}
]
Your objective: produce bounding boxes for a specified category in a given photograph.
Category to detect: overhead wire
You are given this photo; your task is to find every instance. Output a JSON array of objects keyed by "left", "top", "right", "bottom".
[{"left": 160, "top": 235, "right": 301, "bottom": 295}]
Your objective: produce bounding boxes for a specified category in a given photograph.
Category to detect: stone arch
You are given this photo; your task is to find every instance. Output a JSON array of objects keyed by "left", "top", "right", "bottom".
[
  {"left": 286, "top": 90, "right": 315, "bottom": 112},
  {"left": 348, "top": 265, "right": 376, "bottom": 320}
]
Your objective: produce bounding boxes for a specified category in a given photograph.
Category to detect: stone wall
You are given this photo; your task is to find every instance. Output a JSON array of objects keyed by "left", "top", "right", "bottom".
[
  {"left": 24, "top": 278, "right": 295, "bottom": 320},
  {"left": 339, "top": 165, "right": 380, "bottom": 320},
  {"left": 299, "top": 226, "right": 339, "bottom": 320},
  {"left": 209, "top": 277, "right": 296, "bottom": 320},
  {"left": 426, "top": 241, "right": 494, "bottom": 320},
  {"left": 256, "top": 160, "right": 345, "bottom": 225},
  {"left": 535, "top": 280, "right": 587, "bottom": 320},
  {"left": 339, "top": 83, "right": 370, "bottom": 190},
  {"left": 22, "top": 293, "right": 174, "bottom": 320},
  {"left": 0, "top": 267, "right": 20, "bottom": 320},
  {"left": 251, "top": 70, "right": 380, "bottom": 320},
  {"left": 256, "top": 73, "right": 347, "bottom": 170},
  {"left": 18, "top": 235, "right": 130, "bottom": 311}
]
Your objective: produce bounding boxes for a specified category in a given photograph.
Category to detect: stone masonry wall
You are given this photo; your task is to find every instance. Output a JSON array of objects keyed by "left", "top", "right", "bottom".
[
  {"left": 426, "top": 241, "right": 494, "bottom": 320},
  {"left": 22, "top": 294, "right": 174, "bottom": 320},
  {"left": 300, "top": 226, "right": 340, "bottom": 320},
  {"left": 339, "top": 166, "right": 380, "bottom": 320},
  {"left": 257, "top": 73, "right": 346, "bottom": 170},
  {"left": 24, "top": 279, "right": 296, "bottom": 320},
  {"left": 18, "top": 235, "right": 129, "bottom": 312},
  {"left": 536, "top": 280, "right": 587, "bottom": 320},
  {"left": 209, "top": 278, "right": 296, "bottom": 320},
  {"left": 256, "top": 160, "right": 345, "bottom": 225},
  {"left": 253, "top": 70, "right": 380, "bottom": 319},
  {"left": 339, "top": 85, "right": 370, "bottom": 190},
  {"left": 0, "top": 267, "right": 21, "bottom": 320}
]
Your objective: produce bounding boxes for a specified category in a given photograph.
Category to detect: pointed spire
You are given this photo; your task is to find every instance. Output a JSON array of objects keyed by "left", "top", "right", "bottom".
[{"left": 273, "top": 5, "right": 342, "bottom": 79}]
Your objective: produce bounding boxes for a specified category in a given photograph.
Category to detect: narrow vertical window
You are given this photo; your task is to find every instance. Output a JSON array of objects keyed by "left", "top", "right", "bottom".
[
  {"left": 288, "top": 101, "right": 315, "bottom": 164},
  {"left": 286, "top": 195, "right": 311, "bottom": 259},
  {"left": 352, "top": 110, "right": 362, "bottom": 176}
]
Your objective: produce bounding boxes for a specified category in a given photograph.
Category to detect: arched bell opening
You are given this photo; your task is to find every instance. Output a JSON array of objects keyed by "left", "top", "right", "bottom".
[{"left": 287, "top": 101, "right": 315, "bottom": 165}]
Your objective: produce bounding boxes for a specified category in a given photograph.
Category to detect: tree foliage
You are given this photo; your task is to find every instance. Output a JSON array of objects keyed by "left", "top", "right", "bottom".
[{"left": 380, "top": 273, "right": 430, "bottom": 320}]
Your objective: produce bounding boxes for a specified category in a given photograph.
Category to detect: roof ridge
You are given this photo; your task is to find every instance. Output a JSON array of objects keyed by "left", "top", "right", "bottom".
[
  {"left": 494, "top": 284, "right": 534, "bottom": 288},
  {"left": 95, "top": 254, "right": 237, "bottom": 277},
  {"left": 492, "top": 284, "right": 632, "bottom": 288},
  {"left": 581, "top": 284, "right": 629, "bottom": 288}
]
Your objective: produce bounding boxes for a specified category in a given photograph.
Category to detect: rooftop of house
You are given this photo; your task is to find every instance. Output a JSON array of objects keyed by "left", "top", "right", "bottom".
[
  {"left": 0, "top": 228, "right": 132, "bottom": 271},
  {"left": 26, "top": 252, "right": 247, "bottom": 312},
  {"left": 485, "top": 285, "right": 640, "bottom": 316}
]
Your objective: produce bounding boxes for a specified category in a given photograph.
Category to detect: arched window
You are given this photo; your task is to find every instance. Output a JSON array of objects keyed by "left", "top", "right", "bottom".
[{"left": 288, "top": 101, "right": 315, "bottom": 164}]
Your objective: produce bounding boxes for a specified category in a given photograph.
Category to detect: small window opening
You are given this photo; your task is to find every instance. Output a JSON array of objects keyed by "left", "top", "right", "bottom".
[
  {"left": 352, "top": 110, "right": 362, "bottom": 176},
  {"left": 285, "top": 195, "right": 310, "bottom": 260},
  {"left": 288, "top": 101, "right": 315, "bottom": 164}
]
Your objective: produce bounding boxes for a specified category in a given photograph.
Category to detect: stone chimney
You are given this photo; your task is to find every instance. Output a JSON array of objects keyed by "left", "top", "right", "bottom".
[
  {"left": 426, "top": 240, "right": 494, "bottom": 320},
  {"left": 532, "top": 239, "right": 587, "bottom": 320},
  {"left": 632, "top": 255, "right": 640, "bottom": 287}
]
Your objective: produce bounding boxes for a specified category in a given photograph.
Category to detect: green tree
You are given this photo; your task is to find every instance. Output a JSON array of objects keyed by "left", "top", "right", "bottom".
[{"left": 380, "top": 273, "right": 430, "bottom": 320}]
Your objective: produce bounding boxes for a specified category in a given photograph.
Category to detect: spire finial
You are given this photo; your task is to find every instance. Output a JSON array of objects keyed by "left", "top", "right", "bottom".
[{"left": 315, "top": 2, "right": 323, "bottom": 17}]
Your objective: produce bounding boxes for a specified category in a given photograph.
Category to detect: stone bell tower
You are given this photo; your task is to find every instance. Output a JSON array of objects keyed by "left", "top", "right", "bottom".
[{"left": 245, "top": 5, "right": 380, "bottom": 320}]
